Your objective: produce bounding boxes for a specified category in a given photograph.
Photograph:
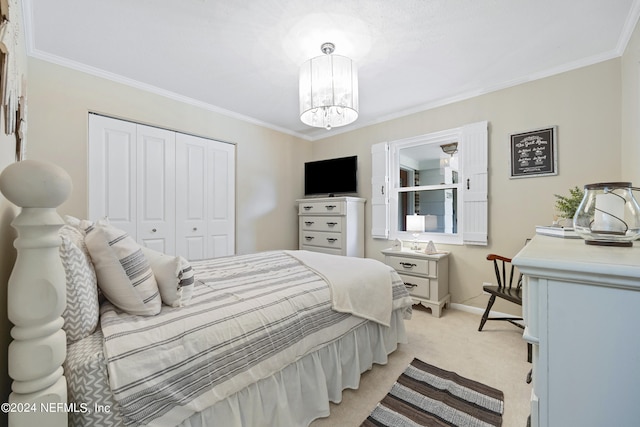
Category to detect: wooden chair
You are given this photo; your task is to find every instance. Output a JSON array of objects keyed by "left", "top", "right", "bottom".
[
  {"left": 478, "top": 254, "right": 524, "bottom": 332},
  {"left": 479, "top": 253, "right": 533, "bottom": 368}
]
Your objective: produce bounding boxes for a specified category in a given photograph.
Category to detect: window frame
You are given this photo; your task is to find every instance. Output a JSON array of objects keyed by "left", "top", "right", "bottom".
[
  {"left": 371, "top": 121, "right": 488, "bottom": 246},
  {"left": 389, "top": 129, "right": 465, "bottom": 245}
]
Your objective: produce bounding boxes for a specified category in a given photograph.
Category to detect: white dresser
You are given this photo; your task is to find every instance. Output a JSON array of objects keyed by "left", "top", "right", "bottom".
[
  {"left": 297, "top": 197, "right": 365, "bottom": 257},
  {"left": 381, "top": 248, "right": 450, "bottom": 317},
  {"left": 513, "top": 235, "right": 640, "bottom": 427}
]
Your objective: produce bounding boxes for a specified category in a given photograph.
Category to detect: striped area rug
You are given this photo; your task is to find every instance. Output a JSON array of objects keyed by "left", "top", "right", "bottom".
[{"left": 362, "top": 358, "right": 504, "bottom": 427}]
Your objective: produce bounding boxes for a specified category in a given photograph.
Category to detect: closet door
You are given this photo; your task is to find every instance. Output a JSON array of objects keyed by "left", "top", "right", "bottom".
[
  {"left": 175, "top": 133, "right": 235, "bottom": 260},
  {"left": 175, "top": 134, "right": 208, "bottom": 260},
  {"left": 207, "top": 140, "right": 235, "bottom": 257},
  {"left": 136, "top": 125, "right": 176, "bottom": 254},
  {"left": 88, "top": 115, "right": 137, "bottom": 237},
  {"left": 89, "top": 114, "right": 235, "bottom": 261}
]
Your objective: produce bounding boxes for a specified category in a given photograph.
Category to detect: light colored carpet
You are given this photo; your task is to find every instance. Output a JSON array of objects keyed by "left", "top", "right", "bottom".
[{"left": 310, "top": 305, "right": 531, "bottom": 427}]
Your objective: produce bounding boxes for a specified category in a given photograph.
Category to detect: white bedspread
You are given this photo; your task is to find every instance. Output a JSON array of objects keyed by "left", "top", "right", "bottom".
[
  {"left": 285, "top": 250, "right": 395, "bottom": 326},
  {"left": 100, "top": 251, "right": 411, "bottom": 427}
]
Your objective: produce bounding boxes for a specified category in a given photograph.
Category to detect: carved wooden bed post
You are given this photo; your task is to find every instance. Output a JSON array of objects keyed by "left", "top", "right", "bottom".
[{"left": 0, "top": 160, "right": 71, "bottom": 427}]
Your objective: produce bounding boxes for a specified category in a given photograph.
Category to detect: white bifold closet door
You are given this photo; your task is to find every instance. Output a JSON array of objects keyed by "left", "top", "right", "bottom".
[
  {"left": 88, "top": 114, "right": 235, "bottom": 259},
  {"left": 175, "top": 133, "right": 235, "bottom": 260},
  {"left": 137, "top": 124, "right": 176, "bottom": 253}
]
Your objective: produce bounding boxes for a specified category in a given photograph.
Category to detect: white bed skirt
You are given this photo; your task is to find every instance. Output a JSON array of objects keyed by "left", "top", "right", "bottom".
[
  {"left": 67, "top": 308, "right": 407, "bottom": 427},
  {"left": 180, "top": 309, "right": 407, "bottom": 427}
]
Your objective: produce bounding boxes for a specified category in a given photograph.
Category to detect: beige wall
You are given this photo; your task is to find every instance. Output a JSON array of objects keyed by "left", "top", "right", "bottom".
[
  {"left": 26, "top": 58, "right": 311, "bottom": 254},
  {"left": 622, "top": 12, "right": 640, "bottom": 185},
  {"left": 311, "top": 59, "right": 622, "bottom": 314}
]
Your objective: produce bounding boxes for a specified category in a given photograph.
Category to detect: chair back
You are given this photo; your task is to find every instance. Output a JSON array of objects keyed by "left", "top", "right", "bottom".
[{"left": 486, "top": 254, "right": 521, "bottom": 291}]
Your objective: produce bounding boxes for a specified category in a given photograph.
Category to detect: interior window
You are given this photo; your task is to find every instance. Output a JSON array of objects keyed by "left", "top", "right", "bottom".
[
  {"left": 392, "top": 137, "right": 462, "bottom": 244},
  {"left": 371, "top": 121, "right": 488, "bottom": 246},
  {"left": 397, "top": 142, "right": 459, "bottom": 233}
]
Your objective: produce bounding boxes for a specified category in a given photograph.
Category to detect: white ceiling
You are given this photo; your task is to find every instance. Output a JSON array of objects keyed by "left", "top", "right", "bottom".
[{"left": 24, "top": 0, "right": 640, "bottom": 141}]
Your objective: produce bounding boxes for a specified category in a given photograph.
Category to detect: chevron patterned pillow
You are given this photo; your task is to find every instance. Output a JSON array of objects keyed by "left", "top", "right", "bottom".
[{"left": 59, "top": 226, "right": 99, "bottom": 343}]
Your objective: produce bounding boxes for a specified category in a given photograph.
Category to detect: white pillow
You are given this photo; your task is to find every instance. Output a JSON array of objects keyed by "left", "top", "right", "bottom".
[
  {"left": 59, "top": 225, "right": 99, "bottom": 343},
  {"left": 64, "top": 214, "right": 84, "bottom": 230},
  {"left": 84, "top": 220, "right": 161, "bottom": 316},
  {"left": 141, "top": 247, "right": 195, "bottom": 307}
]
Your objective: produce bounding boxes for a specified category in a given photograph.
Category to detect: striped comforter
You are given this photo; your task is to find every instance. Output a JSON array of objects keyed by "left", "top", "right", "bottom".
[{"left": 100, "top": 251, "right": 412, "bottom": 426}]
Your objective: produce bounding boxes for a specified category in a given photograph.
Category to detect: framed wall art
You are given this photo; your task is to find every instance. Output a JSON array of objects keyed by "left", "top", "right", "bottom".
[{"left": 509, "top": 126, "right": 557, "bottom": 178}]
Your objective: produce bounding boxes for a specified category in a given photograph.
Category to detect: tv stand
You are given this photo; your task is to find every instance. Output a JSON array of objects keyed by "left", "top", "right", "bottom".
[{"left": 297, "top": 197, "right": 365, "bottom": 257}]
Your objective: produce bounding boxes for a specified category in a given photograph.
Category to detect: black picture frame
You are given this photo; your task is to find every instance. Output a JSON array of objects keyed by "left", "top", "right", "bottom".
[{"left": 509, "top": 126, "right": 558, "bottom": 178}]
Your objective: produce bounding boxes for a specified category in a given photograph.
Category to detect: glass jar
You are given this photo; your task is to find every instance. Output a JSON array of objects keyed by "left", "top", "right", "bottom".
[{"left": 573, "top": 182, "right": 640, "bottom": 246}]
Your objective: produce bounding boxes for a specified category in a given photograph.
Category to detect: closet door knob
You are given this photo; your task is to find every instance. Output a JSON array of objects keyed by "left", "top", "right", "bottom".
[
  {"left": 193, "top": 227, "right": 198, "bottom": 231},
  {"left": 152, "top": 228, "right": 157, "bottom": 232}
]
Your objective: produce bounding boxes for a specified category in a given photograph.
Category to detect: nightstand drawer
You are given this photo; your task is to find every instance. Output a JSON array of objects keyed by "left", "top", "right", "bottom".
[
  {"left": 299, "top": 201, "right": 345, "bottom": 215},
  {"left": 301, "top": 216, "right": 343, "bottom": 232},
  {"left": 387, "top": 256, "right": 432, "bottom": 276},
  {"left": 381, "top": 248, "right": 449, "bottom": 318},
  {"left": 399, "top": 273, "right": 430, "bottom": 299},
  {"left": 300, "top": 231, "right": 343, "bottom": 249}
]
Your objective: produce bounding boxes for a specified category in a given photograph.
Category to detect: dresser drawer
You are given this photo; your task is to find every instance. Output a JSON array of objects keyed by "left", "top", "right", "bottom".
[
  {"left": 398, "top": 273, "right": 430, "bottom": 299},
  {"left": 300, "top": 244, "right": 343, "bottom": 256},
  {"left": 300, "top": 231, "right": 343, "bottom": 249},
  {"left": 300, "top": 216, "right": 343, "bottom": 232},
  {"left": 299, "top": 201, "right": 345, "bottom": 215},
  {"left": 386, "top": 255, "right": 433, "bottom": 276}
]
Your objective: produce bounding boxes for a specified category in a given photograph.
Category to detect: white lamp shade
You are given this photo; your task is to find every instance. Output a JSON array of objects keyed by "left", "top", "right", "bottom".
[
  {"left": 299, "top": 54, "right": 358, "bottom": 130},
  {"left": 406, "top": 214, "right": 425, "bottom": 232}
]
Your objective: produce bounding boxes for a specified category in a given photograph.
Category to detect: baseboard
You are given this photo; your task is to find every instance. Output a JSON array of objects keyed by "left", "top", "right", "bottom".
[
  {"left": 449, "top": 303, "right": 486, "bottom": 315},
  {"left": 448, "top": 303, "right": 525, "bottom": 327}
]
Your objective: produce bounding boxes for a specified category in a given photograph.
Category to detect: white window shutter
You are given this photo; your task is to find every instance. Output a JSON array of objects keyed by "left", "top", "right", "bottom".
[
  {"left": 461, "top": 121, "right": 488, "bottom": 245},
  {"left": 371, "top": 142, "right": 390, "bottom": 239}
]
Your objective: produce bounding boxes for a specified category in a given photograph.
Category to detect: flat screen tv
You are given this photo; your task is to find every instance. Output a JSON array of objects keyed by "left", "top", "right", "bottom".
[{"left": 304, "top": 156, "right": 358, "bottom": 197}]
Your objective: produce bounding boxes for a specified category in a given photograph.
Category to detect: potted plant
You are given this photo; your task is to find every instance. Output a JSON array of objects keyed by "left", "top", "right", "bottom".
[{"left": 554, "top": 186, "right": 584, "bottom": 226}]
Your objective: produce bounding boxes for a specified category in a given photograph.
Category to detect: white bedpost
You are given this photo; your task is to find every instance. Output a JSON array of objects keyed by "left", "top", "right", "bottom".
[{"left": 0, "top": 160, "right": 72, "bottom": 427}]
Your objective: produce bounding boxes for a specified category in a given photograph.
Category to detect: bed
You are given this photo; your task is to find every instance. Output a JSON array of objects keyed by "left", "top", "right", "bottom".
[{"left": 0, "top": 159, "right": 413, "bottom": 427}]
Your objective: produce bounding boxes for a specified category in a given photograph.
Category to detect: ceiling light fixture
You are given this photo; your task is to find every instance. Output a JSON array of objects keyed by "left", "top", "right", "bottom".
[
  {"left": 440, "top": 142, "right": 458, "bottom": 156},
  {"left": 299, "top": 42, "right": 358, "bottom": 130}
]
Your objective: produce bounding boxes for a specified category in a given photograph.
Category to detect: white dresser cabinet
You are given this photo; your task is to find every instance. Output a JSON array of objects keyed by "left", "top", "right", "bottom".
[
  {"left": 381, "top": 248, "right": 450, "bottom": 317},
  {"left": 297, "top": 197, "right": 365, "bottom": 257},
  {"left": 513, "top": 236, "right": 640, "bottom": 427}
]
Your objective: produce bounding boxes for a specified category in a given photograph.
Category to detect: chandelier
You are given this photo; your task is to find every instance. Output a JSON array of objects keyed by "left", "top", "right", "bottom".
[{"left": 299, "top": 42, "right": 359, "bottom": 130}]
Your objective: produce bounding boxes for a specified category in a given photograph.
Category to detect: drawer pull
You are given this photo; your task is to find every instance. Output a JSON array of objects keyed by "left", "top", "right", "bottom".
[
  {"left": 326, "top": 222, "right": 338, "bottom": 226},
  {"left": 303, "top": 205, "right": 313, "bottom": 210},
  {"left": 404, "top": 282, "right": 418, "bottom": 289},
  {"left": 324, "top": 205, "right": 336, "bottom": 210},
  {"left": 399, "top": 262, "right": 417, "bottom": 269},
  {"left": 326, "top": 238, "right": 338, "bottom": 243},
  {"left": 304, "top": 236, "right": 315, "bottom": 241},
  {"left": 304, "top": 221, "right": 315, "bottom": 226}
]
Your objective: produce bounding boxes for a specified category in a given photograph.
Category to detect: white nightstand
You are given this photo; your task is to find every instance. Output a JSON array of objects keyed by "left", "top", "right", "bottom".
[{"left": 382, "top": 248, "right": 450, "bottom": 317}]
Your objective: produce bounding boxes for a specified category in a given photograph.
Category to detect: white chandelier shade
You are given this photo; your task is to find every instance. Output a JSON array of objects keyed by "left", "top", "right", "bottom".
[{"left": 299, "top": 44, "right": 358, "bottom": 130}]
